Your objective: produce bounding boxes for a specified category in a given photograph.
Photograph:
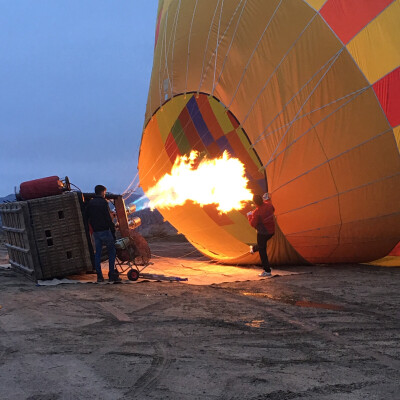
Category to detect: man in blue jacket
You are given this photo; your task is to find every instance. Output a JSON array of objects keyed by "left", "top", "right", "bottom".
[{"left": 86, "top": 185, "right": 121, "bottom": 282}]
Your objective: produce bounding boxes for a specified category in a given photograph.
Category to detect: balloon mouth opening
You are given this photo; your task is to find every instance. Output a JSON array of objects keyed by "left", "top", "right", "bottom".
[{"left": 145, "top": 92, "right": 269, "bottom": 198}]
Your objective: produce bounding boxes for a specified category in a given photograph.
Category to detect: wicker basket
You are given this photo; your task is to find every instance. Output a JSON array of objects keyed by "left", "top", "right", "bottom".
[{"left": 0, "top": 192, "right": 92, "bottom": 281}]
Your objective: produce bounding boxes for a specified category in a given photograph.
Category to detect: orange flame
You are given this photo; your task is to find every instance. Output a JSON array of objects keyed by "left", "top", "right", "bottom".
[{"left": 147, "top": 151, "right": 253, "bottom": 213}]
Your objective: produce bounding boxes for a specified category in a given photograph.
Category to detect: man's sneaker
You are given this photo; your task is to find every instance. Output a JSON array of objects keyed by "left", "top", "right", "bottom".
[
  {"left": 250, "top": 245, "right": 259, "bottom": 254},
  {"left": 258, "top": 270, "right": 272, "bottom": 277},
  {"left": 97, "top": 276, "right": 105, "bottom": 283}
]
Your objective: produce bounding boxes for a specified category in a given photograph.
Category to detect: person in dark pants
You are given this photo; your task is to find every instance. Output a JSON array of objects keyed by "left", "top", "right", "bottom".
[
  {"left": 85, "top": 185, "right": 120, "bottom": 282},
  {"left": 247, "top": 193, "right": 275, "bottom": 277}
]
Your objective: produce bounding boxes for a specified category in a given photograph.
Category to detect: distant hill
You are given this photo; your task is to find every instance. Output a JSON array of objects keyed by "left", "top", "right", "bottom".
[
  {"left": 0, "top": 194, "right": 16, "bottom": 203},
  {"left": 131, "top": 207, "right": 178, "bottom": 239}
]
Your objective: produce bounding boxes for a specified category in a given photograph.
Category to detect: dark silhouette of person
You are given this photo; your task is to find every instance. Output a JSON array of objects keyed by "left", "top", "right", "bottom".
[
  {"left": 85, "top": 185, "right": 120, "bottom": 282},
  {"left": 247, "top": 193, "right": 275, "bottom": 277}
]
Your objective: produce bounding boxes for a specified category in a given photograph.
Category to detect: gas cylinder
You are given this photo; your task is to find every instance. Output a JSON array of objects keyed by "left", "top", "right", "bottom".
[{"left": 19, "top": 176, "right": 69, "bottom": 200}]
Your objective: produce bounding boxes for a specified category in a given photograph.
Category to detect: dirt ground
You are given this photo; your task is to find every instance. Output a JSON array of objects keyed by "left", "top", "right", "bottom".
[{"left": 0, "top": 240, "right": 399, "bottom": 400}]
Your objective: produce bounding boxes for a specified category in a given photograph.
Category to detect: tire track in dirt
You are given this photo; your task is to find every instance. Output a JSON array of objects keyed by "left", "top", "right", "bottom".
[
  {"left": 216, "top": 287, "right": 400, "bottom": 372},
  {"left": 125, "top": 341, "right": 172, "bottom": 399},
  {"left": 132, "top": 294, "right": 188, "bottom": 316},
  {"left": 249, "top": 380, "right": 382, "bottom": 400}
]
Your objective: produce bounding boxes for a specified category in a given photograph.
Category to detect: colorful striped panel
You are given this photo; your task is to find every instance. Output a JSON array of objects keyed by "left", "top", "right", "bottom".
[
  {"left": 165, "top": 132, "right": 180, "bottom": 163},
  {"left": 206, "top": 142, "right": 222, "bottom": 158},
  {"left": 257, "top": 179, "right": 267, "bottom": 192},
  {"left": 208, "top": 98, "right": 235, "bottom": 134},
  {"left": 346, "top": 0, "right": 400, "bottom": 83},
  {"left": 226, "top": 111, "right": 240, "bottom": 130},
  {"left": 225, "top": 130, "right": 262, "bottom": 178},
  {"left": 157, "top": 94, "right": 192, "bottom": 142},
  {"left": 373, "top": 67, "right": 400, "bottom": 128},
  {"left": 178, "top": 107, "right": 207, "bottom": 153},
  {"left": 320, "top": 0, "right": 394, "bottom": 44},
  {"left": 186, "top": 96, "right": 214, "bottom": 146},
  {"left": 196, "top": 95, "right": 225, "bottom": 140},
  {"left": 170, "top": 119, "right": 192, "bottom": 155},
  {"left": 236, "top": 128, "right": 263, "bottom": 168},
  {"left": 216, "top": 136, "right": 235, "bottom": 156}
]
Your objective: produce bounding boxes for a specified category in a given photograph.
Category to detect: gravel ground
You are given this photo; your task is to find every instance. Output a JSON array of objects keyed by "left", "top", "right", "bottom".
[{"left": 0, "top": 241, "right": 399, "bottom": 400}]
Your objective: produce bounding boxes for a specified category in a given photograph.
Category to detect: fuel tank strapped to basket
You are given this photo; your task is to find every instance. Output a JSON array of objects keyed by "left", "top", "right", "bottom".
[{"left": 19, "top": 176, "right": 71, "bottom": 200}]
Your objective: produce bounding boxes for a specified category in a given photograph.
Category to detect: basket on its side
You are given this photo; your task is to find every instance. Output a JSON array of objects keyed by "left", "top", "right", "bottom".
[{"left": 0, "top": 192, "right": 92, "bottom": 281}]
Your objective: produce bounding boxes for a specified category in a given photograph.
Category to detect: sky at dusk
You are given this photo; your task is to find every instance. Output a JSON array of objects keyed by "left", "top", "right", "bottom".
[{"left": 0, "top": 1, "right": 158, "bottom": 196}]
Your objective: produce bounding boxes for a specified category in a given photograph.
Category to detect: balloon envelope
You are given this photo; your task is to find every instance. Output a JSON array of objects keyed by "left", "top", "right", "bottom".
[{"left": 138, "top": 0, "right": 400, "bottom": 265}]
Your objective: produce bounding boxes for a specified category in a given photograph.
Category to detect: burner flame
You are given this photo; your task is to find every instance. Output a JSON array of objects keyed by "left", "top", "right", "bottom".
[{"left": 146, "top": 150, "right": 253, "bottom": 213}]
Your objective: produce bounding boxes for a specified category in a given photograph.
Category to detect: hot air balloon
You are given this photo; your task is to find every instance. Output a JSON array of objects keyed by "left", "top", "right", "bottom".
[{"left": 137, "top": 0, "right": 400, "bottom": 265}]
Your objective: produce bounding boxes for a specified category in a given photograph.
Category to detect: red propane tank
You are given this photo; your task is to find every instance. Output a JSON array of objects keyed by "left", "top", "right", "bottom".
[{"left": 19, "top": 176, "right": 64, "bottom": 200}]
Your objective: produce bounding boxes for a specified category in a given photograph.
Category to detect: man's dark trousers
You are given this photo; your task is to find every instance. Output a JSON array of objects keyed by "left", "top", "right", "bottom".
[
  {"left": 93, "top": 230, "right": 116, "bottom": 277},
  {"left": 256, "top": 233, "right": 273, "bottom": 272}
]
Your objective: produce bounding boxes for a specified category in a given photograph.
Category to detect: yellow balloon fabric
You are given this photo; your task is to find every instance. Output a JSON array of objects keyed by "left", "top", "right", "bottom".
[{"left": 138, "top": 0, "right": 400, "bottom": 265}]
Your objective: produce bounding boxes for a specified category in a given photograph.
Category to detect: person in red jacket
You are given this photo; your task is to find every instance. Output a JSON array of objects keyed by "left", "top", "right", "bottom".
[{"left": 247, "top": 193, "right": 275, "bottom": 277}]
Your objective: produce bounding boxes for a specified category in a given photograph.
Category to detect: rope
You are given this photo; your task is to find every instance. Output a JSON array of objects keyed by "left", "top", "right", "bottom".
[
  {"left": 198, "top": 0, "right": 221, "bottom": 93},
  {"left": 157, "top": 10, "right": 167, "bottom": 109},
  {"left": 227, "top": 0, "right": 283, "bottom": 108},
  {"left": 285, "top": 209, "right": 400, "bottom": 238},
  {"left": 185, "top": 0, "right": 199, "bottom": 94},
  {"left": 151, "top": 248, "right": 202, "bottom": 259},
  {"left": 264, "top": 49, "right": 343, "bottom": 168},
  {"left": 212, "top": 0, "right": 225, "bottom": 95},
  {"left": 265, "top": 86, "right": 369, "bottom": 169},
  {"left": 214, "top": 0, "right": 248, "bottom": 91},
  {"left": 251, "top": 87, "right": 368, "bottom": 148},
  {"left": 148, "top": 79, "right": 153, "bottom": 122},
  {"left": 251, "top": 47, "right": 346, "bottom": 147},
  {"left": 277, "top": 170, "right": 399, "bottom": 219},
  {"left": 239, "top": 13, "right": 318, "bottom": 126},
  {"left": 122, "top": 138, "right": 146, "bottom": 197},
  {"left": 161, "top": 1, "right": 182, "bottom": 98},
  {"left": 199, "top": 0, "right": 244, "bottom": 95},
  {"left": 163, "top": 8, "right": 172, "bottom": 100},
  {"left": 170, "top": 0, "right": 182, "bottom": 95},
  {"left": 273, "top": 127, "right": 391, "bottom": 197}
]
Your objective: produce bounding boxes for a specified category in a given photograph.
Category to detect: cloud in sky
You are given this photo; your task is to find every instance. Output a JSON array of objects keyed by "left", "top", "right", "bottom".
[{"left": 0, "top": 0, "right": 158, "bottom": 195}]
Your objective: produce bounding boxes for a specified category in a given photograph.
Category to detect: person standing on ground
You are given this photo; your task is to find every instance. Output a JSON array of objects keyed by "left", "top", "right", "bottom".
[
  {"left": 86, "top": 185, "right": 121, "bottom": 282},
  {"left": 247, "top": 193, "right": 275, "bottom": 277}
]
